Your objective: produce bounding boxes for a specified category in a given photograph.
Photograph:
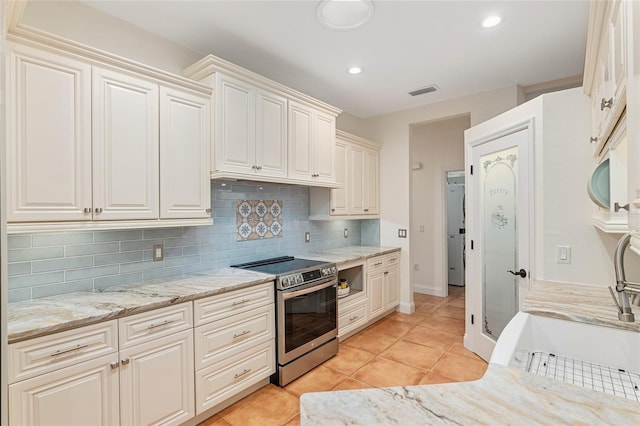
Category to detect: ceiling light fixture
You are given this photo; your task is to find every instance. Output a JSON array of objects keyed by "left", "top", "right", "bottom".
[
  {"left": 348, "top": 66, "right": 363, "bottom": 75},
  {"left": 481, "top": 15, "right": 502, "bottom": 28},
  {"left": 317, "top": 0, "right": 375, "bottom": 31}
]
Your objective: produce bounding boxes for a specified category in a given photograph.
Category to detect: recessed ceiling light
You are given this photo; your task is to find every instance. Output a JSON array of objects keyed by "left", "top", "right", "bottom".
[
  {"left": 482, "top": 15, "right": 502, "bottom": 28},
  {"left": 317, "top": 0, "right": 375, "bottom": 31},
  {"left": 348, "top": 66, "right": 363, "bottom": 75}
]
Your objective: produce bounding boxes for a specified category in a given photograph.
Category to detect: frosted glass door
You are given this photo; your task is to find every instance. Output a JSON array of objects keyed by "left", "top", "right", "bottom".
[{"left": 480, "top": 147, "right": 518, "bottom": 339}]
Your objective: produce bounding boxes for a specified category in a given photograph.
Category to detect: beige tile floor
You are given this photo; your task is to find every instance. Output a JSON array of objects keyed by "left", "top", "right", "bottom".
[{"left": 199, "top": 287, "right": 488, "bottom": 426}]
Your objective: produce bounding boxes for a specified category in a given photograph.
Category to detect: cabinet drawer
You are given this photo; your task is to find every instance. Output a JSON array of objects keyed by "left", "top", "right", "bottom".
[
  {"left": 367, "top": 255, "right": 385, "bottom": 272},
  {"left": 194, "top": 282, "right": 274, "bottom": 326},
  {"left": 338, "top": 300, "right": 368, "bottom": 337},
  {"left": 385, "top": 252, "right": 400, "bottom": 267},
  {"left": 195, "top": 340, "right": 275, "bottom": 415},
  {"left": 8, "top": 320, "right": 118, "bottom": 384},
  {"left": 195, "top": 304, "right": 274, "bottom": 369},
  {"left": 119, "top": 302, "right": 192, "bottom": 349}
]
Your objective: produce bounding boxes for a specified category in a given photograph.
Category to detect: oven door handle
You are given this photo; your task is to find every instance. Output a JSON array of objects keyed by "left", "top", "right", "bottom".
[{"left": 282, "top": 278, "right": 337, "bottom": 300}]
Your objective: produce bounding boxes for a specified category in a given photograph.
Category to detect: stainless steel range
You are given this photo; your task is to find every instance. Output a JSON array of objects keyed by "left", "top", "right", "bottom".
[{"left": 232, "top": 256, "right": 338, "bottom": 386}]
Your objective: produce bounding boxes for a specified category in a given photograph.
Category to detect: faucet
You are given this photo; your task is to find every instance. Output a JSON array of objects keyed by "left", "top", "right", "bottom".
[{"left": 610, "top": 231, "right": 640, "bottom": 322}]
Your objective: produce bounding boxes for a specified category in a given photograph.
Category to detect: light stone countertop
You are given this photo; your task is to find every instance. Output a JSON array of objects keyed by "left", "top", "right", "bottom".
[
  {"left": 522, "top": 279, "right": 640, "bottom": 332},
  {"left": 300, "top": 364, "right": 640, "bottom": 425},
  {"left": 7, "top": 268, "right": 274, "bottom": 343},
  {"left": 304, "top": 245, "right": 400, "bottom": 266},
  {"left": 7, "top": 245, "right": 399, "bottom": 343},
  {"left": 300, "top": 279, "right": 640, "bottom": 425}
]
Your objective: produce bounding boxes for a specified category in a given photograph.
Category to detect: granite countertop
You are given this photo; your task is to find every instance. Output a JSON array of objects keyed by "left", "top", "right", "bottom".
[
  {"left": 8, "top": 245, "right": 399, "bottom": 343},
  {"left": 522, "top": 279, "right": 640, "bottom": 333},
  {"left": 300, "top": 364, "right": 640, "bottom": 425},
  {"left": 300, "top": 279, "right": 640, "bottom": 424},
  {"left": 7, "top": 268, "right": 274, "bottom": 343},
  {"left": 304, "top": 245, "right": 400, "bottom": 265}
]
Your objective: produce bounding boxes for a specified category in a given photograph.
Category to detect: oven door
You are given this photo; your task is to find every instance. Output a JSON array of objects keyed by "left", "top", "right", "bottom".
[{"left": 277, "top": 277, "right": 338, "bottom": 365}]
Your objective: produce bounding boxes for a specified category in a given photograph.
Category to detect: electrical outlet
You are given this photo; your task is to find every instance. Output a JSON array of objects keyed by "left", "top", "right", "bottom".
[
  {"left": 153, "top": 244, "right": 164, "bottom": 261},
  {"left": 344, "top": 228, "right": 349, "bottom": 238},
  {"left": 305, "top": 232, "right": 311, "bottom": 243},
  {"left": 398, "top": 229, "right": 407, "bottom": 238}
]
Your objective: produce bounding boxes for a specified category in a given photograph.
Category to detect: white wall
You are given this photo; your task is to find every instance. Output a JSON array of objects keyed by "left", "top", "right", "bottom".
[
  {"left": 20, "top": 1, "right": 203, "bottom": 75},
  {"left": 539, "top": 89, "right": 636, "bottom": 285},
  {"left": 410, "top": 115, "right": 470, "bottom": 296},
  {"left": 363, "top": 86, "right": 520, "bottom": 313}
]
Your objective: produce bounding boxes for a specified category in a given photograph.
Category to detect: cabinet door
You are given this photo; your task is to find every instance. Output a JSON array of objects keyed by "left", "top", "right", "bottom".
[
  {"left": 367, "top": 271, "right": 385, "bottom": 320},
  {"left": 384, "top": 266, "right": 400, "bottom": 311},
  {"left": 119, "top": 329, "right": 195, "bottom": 426},
  {"left": 255, "top": 89, "right": 287, "bottom": 177},
  {"left": 314, "top": 111, "right": 336, "bottom": 183},
  {"left": 288, "top": 101, "right": 314, "bottom": 180},
  {"left": 159, "top": 87, "right": 211, "bottom": 219},
  {"left": 93, "top": 67, "right": 159, "bottom": 220},
  {"left": 349, "top": 144, "right": 365, "bottom": 214},
  {"left": 7, "top": 44, "right": 92, "bottom": 222},
  {"left": 330, "top": 139, "right": 349, "bottom": 215},
  {"left": 363, "top": 148, "right": 380, "bottom": 215},
  {"left": 215, "top": 74, "right": 255, "bottom": 173},
  {"left": 9, "top": 353, "right": 120, "bottom": 426}
]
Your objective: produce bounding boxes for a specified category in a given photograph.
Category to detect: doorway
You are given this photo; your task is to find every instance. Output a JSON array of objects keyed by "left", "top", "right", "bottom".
[{"left": 445, "top": 171, "right": 465, "bottom": 288}]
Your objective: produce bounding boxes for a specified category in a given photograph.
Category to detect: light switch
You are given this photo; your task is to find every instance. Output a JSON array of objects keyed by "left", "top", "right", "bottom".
[{"left": 556, "top": 245, "right": 571, "bottom": 264}]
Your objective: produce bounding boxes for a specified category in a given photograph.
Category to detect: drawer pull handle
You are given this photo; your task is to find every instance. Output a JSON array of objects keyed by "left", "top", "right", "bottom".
[
  {"left": 233, "top": 330, "right": 251, "bottom": 339},
  {"left": 51, "top": 343, "right": 89, "bottom": 357},
  {"left": 373, "top": 262, "right": 383, "bottom": 266},
  {"left": 389, "top": 257, "right": 397, "bottom": 262},
  {"left": 234, "top": 368, "right": 252, "bottom": 379},
  {"left": 232, "top": 299, "right": 251, "bottom": 307},
  {"left": 147, "top": 319, "right": 175, "bottom": 330},
  {"left": 384, "top": 271, "right": 389, "bottom": 275},
  {"left": 349, "top": 315, "right": 359, "bottom": 322},
  {"left": 121, "top": 358, "right": 130, "bottom": 366},
  {"left": 110, "top": 362, "right": 119, "bottom": 370}
]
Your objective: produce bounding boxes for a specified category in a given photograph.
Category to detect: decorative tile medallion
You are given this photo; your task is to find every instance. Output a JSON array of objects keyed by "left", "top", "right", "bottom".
[{"left": 236, "top": 200, "right": 283, "bottom": 241}]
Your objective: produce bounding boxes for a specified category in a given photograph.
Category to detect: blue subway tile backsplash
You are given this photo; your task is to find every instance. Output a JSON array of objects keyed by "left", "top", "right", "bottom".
[{"left": 7, "top": 181, "right": 380, "bottom": 302}]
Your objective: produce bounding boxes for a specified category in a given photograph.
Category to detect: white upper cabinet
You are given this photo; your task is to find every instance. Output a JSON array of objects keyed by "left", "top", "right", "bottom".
[
  {"left": 7, "top": 43, "right": 92, "bottom": 222},
  {"left": 309, "top": 130, "right": 380, "bottom": 219},
  {"left": 183, "top": 56, "right": 341, "bottom": 187},
  {"left": 6, "top": 42, "right": 212, "bottom": 232},
  {"left": 160, "top": 87, "right": 211, "bottom": 219},
  {"left": 92, "top": 67, "right": 159, "bottom": 221},
  {"left": 214, "top": 73, "right": 287, "bottom": 178},
  {"left": 288, "top": 100, "right": 336, "bottom": 184}
]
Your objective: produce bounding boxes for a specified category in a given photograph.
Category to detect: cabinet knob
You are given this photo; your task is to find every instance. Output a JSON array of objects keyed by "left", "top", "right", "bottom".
[
  {"left": 364, "top": 209, "right": 369, "bottom": 212},
  {"left": 256, "top": 165, "right": 262, "bottom": 171},
  {"left": 589, "top": 137, "right": 598, "bottom": 144},
  {"left": 95, "top": 207, "right": 103, "bottom": 213},
  {"left": 121, "top": 358, "right": 130, "bottom": 366},
  {"left": 331, "top": 208, "right": 335, "bottom": 212},
  {"left": 83, "top": 207, "right": 91, "bottom": 214},
  {"left": 251, "top": 165, "right": 257, "bottom": 170},
  {"left": 110, "top": 362, "right": 119, "bottom": 370},
  {"left": 206, "top": 208, "right": 212, "bottom": 213},
  {"left": 600, "top": 97, "right": 613, "bottom": 111}
]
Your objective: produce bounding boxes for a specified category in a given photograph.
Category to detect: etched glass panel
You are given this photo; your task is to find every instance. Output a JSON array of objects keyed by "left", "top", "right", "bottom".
[{"left": 480, "top": 146, "right": 518, "bottom": 340}]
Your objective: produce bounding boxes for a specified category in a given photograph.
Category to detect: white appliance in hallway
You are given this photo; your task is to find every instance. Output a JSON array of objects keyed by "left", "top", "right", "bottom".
[{"left": 446, "top": 176, "right": 465, "bottom": 286}]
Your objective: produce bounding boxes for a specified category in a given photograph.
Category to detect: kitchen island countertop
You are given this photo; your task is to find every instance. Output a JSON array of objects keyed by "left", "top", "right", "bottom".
[{"left": 300, "top": 279, "right": 640, "bottom": 424}]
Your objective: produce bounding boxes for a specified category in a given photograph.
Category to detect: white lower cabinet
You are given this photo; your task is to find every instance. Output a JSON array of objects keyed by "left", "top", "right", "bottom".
[
  {"left": 9, "top": 353, "right": 120, "bottom": 426},
  {"left": 193, "top": 283, "right": 275, "bottom": 415},
  {"left": 8, "top": 286, "right": 278, "bottom": 425},
  {"left": 367, "top": 253, "right": 400, "bottom": 322}
]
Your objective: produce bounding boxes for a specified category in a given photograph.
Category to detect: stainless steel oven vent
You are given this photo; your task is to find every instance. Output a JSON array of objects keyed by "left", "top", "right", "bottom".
[{"left": 409, "top": 85, "right": 438, "bottom": 96}]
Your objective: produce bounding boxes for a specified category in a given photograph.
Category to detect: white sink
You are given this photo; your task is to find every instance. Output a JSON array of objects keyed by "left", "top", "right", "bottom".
[{"left": 492, "top": 312, "right": 640, "bottom": 400}]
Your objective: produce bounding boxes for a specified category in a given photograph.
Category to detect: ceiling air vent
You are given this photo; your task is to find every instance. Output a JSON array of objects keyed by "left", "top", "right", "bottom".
[{"left": 409, "top": 85, "right": 438, "bottom": 97}]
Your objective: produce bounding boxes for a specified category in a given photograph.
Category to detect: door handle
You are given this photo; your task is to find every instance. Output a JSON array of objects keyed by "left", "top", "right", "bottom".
[{"left": 507, "top": 269, "right": 527, "bottom": 278}]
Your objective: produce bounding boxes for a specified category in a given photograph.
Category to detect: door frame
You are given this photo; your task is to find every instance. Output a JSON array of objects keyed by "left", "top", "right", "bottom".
[
  {"left": 464, "top": 117, "right": 535, "bottom": 361},
  {"left": 440, "top": 167, "right": 465, "bottom": 297}
]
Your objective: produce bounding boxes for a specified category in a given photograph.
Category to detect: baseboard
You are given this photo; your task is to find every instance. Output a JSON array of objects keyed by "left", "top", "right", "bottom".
[
  {"left": 413, "top": 283, "right": 447, "bottom": 297},
  {"left": 397, "top": 300, "right": 415, "bottom": 314}
]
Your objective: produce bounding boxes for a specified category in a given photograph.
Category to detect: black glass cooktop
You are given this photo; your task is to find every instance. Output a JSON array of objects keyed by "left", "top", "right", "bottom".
[{"left": 231, "top": 256, "right": 329, "bottom": 275}]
